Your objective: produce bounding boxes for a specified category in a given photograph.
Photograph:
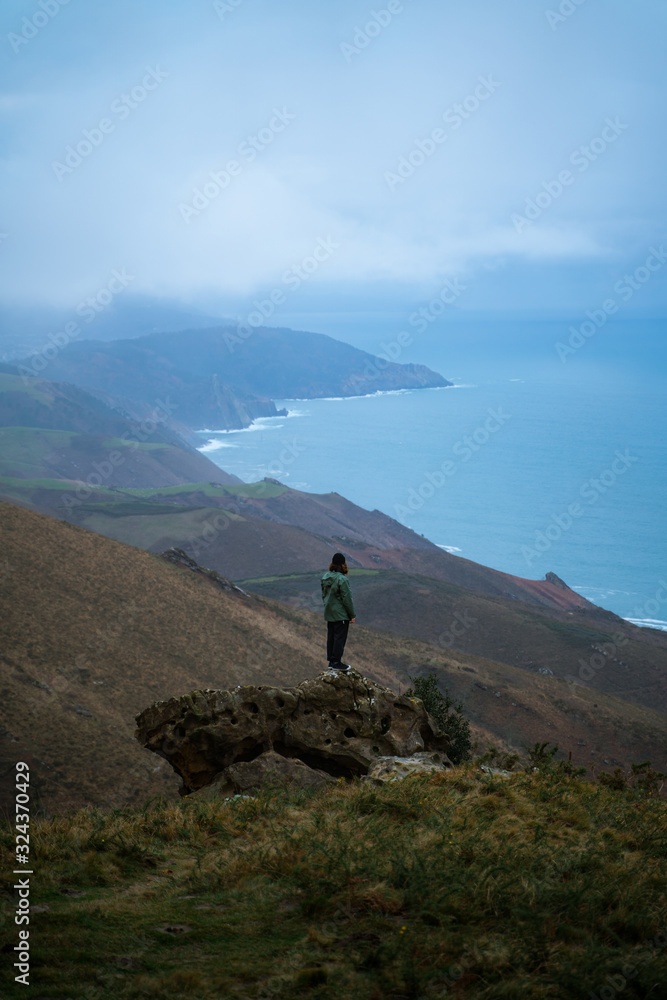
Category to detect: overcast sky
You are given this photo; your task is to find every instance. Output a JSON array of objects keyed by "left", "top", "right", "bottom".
[{"left": 1, "top": 0, "right": 666, "bottom": 319}]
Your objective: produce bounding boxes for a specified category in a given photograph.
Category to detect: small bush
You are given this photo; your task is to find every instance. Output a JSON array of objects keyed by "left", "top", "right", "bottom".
[
  {"left": 476, "top": 746, "right": 521, "bottom": 771},
  {"left": 523, "top": 742, "right": 586, "bottom": 777},
  {"left": 406, "top": 672, "right": 472, "bottom": 764},
  {"left": 598, "top": 761, "right": 665, "bottom": 797}
]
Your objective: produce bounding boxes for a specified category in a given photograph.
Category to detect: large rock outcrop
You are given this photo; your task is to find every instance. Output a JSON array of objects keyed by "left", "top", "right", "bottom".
[{"left": 135, "top": 669, "right": 452, "bottom": 794}]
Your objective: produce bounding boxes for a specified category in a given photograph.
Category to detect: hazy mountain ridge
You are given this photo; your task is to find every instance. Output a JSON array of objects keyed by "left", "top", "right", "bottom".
[{"left": 15, "top": 324, "right": 450, "bottom": 431}]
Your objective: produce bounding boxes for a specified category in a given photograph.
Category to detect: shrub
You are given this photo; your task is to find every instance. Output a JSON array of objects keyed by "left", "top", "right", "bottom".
[
  {"left": 524, "top": 741, "right": 586, "bottom": 777},
  {"left": 598, "top": 761, "right": 665, "bottom": 797},
  {"left": 476, "top": 745, "right": 521, "bottom": 771},
  {"left": 406, "top": 672, "right": 472, "bottom": 764}
]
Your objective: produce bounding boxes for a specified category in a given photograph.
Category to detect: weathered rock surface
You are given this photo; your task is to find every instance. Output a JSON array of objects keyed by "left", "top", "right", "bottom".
[
  {"left": 135, "top": 668, "right": 452, "bottom": 794},
  {"left": 194, "top": 750, "right": 338, "bottom": 798},
  {"left": 362, "top": 751, "right": 449, "bottom": 785}
]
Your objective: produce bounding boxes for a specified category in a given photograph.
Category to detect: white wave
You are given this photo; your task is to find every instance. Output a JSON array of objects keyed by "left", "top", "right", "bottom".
[
  {"left": 572, "top": 586, "right": 634, "bottom": 599},
  {"left": 198, "top": 439, "right": 238, "bottom": 453},
  {"left": 197, "top": 418, "right": 285, "bottom": 437},
  {"left": 437, "top": 544, "right": 462, "bottom": 554},
  {"left": 448, "top": 383, "right": 477, "bottom": 389},
  {"left": 280, "top": 388, "right": 415, "bottom": 403},
  {"left": 623, "top": 617, "right": 667, "bottom": 632}
]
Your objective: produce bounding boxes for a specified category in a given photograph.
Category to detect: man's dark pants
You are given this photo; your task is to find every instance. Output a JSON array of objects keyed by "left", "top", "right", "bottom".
[{"left": 327, "top": 620, "right": 350, "bottom": 664}]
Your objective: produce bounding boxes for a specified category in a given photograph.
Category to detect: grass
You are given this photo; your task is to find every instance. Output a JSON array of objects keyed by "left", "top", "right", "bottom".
[
  {"left": 75, "top": 502, "right": 205, "bottom": 518},
  {"left": 0, "top": 373, "right": 55, "bottom": 401},
  {"left": 0, "top": 427, "right": 77, "bottom": 476},
  {"left": 102, "top": 438, "right": 170, "bottom": 451},
  {"left": 120, "top": 481, "right": 289, "bottom": 500},
  {"left": 1, "top": 767, "right": 665, "bottom": 999},
  {"left": 0, "top": 476, "right": 113, "bottom": 491}
]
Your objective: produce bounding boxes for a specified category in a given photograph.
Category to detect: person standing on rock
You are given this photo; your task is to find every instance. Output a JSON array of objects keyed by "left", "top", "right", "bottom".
[{"left": 321, "top": 552, "right": 356, "bottom": 671}]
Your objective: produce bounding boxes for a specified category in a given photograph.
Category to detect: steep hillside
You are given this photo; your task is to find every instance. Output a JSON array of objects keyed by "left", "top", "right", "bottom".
[
  {"left": 0, "top": 373, "right": 241, "bottom": 487},
  {"left": 1, "top": 501, "right": 665, "bottom": 816}
]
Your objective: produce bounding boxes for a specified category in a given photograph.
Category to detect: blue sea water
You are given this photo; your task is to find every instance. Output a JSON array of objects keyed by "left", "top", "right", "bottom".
[{"left": 199, "top": 317, "right": 667, "bottom": 629}]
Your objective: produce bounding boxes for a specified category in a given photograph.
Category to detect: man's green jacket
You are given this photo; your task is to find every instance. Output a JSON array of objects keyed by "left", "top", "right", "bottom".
[{"left": 321, "top": 570, "right": 355, "bottom": 622}]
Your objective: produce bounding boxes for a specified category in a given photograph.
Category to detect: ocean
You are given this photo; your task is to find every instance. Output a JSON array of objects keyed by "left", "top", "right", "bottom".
[{"left": 198, "top": 316, "right": 667, "bottom": 629}]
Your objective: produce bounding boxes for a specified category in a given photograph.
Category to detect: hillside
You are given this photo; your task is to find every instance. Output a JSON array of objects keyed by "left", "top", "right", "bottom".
[
  {"left": 1, "top": 500, "right": 666, "bottom": 818},
  {"left": 243, "top": 569, "right": 667, "bottom": 715},
  {"left": 0, "top": 373, "right": 240, "bottom": 487},
  {"left": 6, "top": 477, "right": 667, "bottom": 715},
  {"left": 16, "top": 325, "right": 450, "bottom": 430},
  {"left": 6, "top": 477, "right": 597, "bottom": 611}
]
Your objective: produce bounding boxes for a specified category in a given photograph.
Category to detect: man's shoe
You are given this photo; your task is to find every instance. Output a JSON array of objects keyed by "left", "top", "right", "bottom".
[{"left": 332, "top": 662, "right": 350, "bottom": 671}]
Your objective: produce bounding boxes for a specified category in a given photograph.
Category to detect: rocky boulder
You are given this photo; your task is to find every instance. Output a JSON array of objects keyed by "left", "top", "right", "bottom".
[
  {"left": 362, "top": 751, "right": 450, "bottom": 785},
  {"left": 194, "top": 750, "right": 338, "bottom": 798},
  {"left": 135, "top": 668, "right": 452, "bottom": 794}
]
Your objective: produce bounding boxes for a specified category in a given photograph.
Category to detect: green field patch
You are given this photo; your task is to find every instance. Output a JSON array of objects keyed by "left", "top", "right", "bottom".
[
  {"left": 0, "top": 425, "right": 76, "bottom": 446},
  {"left": 104, "top": 437, "right": 170, "bottom": 451},
  {"left": 121, "top": 480, "right": 288, "bottom": 500},
  {"left": 75, "top": 502, "right": 204, "bottom": 518},
  {"left": 240, "top": 572, "right": 320, "bottom": 586},
  {"left": 220, "top": 481, "right": 288, "bottom": 498},
  {"left": 122, "top": 482, "right": 236, "bottom": 499},
  {"left": 0, "top": 372, "right": 55, "bottom": 402},
  {"left": 0, "top": 475, "right": 123, "bottom": 496}
]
